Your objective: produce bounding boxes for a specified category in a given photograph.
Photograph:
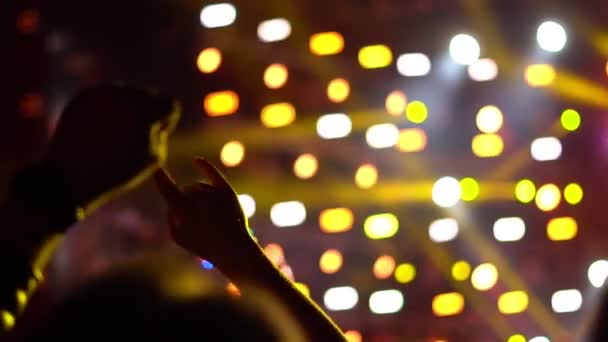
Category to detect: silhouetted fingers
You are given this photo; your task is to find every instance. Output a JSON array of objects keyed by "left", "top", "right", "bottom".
[
  {"left": 192, "top": 157, "right": 233, "bottom": 191},
  {"left": 154, "top": 168, "right": 185, "bottom": 205}
]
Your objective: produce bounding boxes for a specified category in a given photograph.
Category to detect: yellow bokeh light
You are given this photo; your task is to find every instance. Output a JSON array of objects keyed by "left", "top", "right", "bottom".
[
  {"left": 472, "top": 133, "right": 504, "bottom": 157},
  {"left": 1, "top": 310, "right": 15, "bottom": 330},
  {"left": 564, "top": 183, "right": 583, "bottom": 205},
  {"left": 344, "top": 330, "right": 362, "bottom": 342},
  {"left": 406, "top": 100, "right": 428, "bottom": 123},
  {"left": 319, "top": 208, "right": 354, "bottom": 233},
  {"left": 385, "top": 90, "right": 407, "bottom": 116},
  {"left": 547, "top": 217, "right": 577, "bottom": 241},
  {"left": 263, "top": 63, "right": 288, "bottom": 89},
  {"left": 471, "top": 263, "right": 498, "bottom": 291},
  {"left": 507, "top": 334, "right": 526, "bottom": 342},
  {"left": 498, "top": 291, "right": 529, "bottom": 314},
  {"left": 394, "top": 263, "right": 416, "bottom": 284},
  {"left": 293, "top": 153, "right": 318, "bottom": 179},
  {"left": 535, "top": 183, "right": 561, "bottom": 212},
  {"left": 451, "top": 260, "right": 471, "bottom": 281},
  {"left": 396, "top": 128, "right": 427, "bottom": 152},
  {"left": 327, "top": 78, "right": 350, "bottom": 103},
  {"left": 355, "top": 163, "right": 378, "bottom": 189},
  {"left": 432, "top": 292, "right": 465, "bottom": 317},
  {"left": 373, "top": 255, "right": 396, "bottom": 279},
  {"left": 358, "top": 44, "right": 393, "bottom": 69},
  {"left": 561, "top": 109, "right": 581, "bottom": 131},
  {"left": 525, "top": 64, "right": 556, "bottom": 87},
  {"left": 196, "top": 47, "right": 222, "bottom": 74},
  {"left": 204, "top": 90, "right": 239, "bottom": 117},
  {"left": 364, "top": 213, "right": 399, "bottom": 240},
  {"left": 476, "top": 105, "right": 503, "bottom": 133},
  {"left": 294, "top": 282, "right": 310, "bottom": 297},
  {"left": 226, "top": 282, "right": 241, "bottom": 297},
  {"left": 220, "top": 140, "right": 245, "bottom": 167},
  {"left": 309, "top": 32, "right": 344, "bottom": 56},
  {"left": 264, "top": 243, "right": 285, "bottom": 266},
  {"left": 459, "top": 178, "right": 480, "bottom": 201},
  {"left": 319, "top": 249, "right": 343, "bottom": 274},
  {"left": 261, "top": 102, "right": 296, "bottom": 128},
  {"left": 515, "top": 179, "right": 536, "bottom": 203}
]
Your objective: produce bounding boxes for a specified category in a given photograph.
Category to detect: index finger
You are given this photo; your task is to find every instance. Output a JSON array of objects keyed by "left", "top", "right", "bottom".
[
  {"left": 154, "top": 168, "right": 186, "bottom": 205},
  {"left": 193, "top": 157, "right": 234, "bottom": 191}
]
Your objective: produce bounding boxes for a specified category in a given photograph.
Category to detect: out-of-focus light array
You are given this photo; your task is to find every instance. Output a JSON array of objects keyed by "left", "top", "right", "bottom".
[
  {"left": 358, "top": 44, "right": 393, "bottom": 69},
  {"left": 316, "top": 113, "right": 352, "bottom": 139},
  {"left": 588, "top": 260, "right": 608, "bottom": 288},
  {"left": 432, "top": 292, "right": 465, "bottom": 317},
  {"left": 493, "top": 217, "right": 526, "bottom": 242},
  {"left": 385, "top": 90, "right": 407, "bottom": 116},
  {"left": 561, "top": 109, "right": 581, "bottom": 131},
  {"left": 531, "top": 137, "right": 562, "bottom": 161},
  {"left": 204, "top": 90, "right": 239, "bottom": 116},
  {"left": 472, "top": 133, "right": 504, "bottom": 157},
  {"left": 396, "top": 128, "right": 427, "bottom": 152},
  {"left": 261, "top": 102, "right": 296, "bottom": 128},
  {"left": 563, "top": 183, "right": 583, "bottom": 205},
  {"left": 449, "top": 34, "right": 480, "bottom": 65},
  {"left": 459, "top": 177, "right": 479, "bottom": 201},
  {"left": 309, "top": 32, "right": 344, "bottom": 56},
  {"left": 406, "top": 100, "right": 428, "bottom": 124},
  {"left": 498, "top": 291, "right": 529, "bottom": 314},
  {"left": 515, "top": 179, "right": 536, "bottom": 203},
  {"left": 220, "top": 140, "right": 245, "bottom": 167},
  {"left": 508, "top": 334, "right": 527, "bottom": 342},
  {"left": 432, "top": 177, "right": 461, "bottom": 208},
  {"left": 263, "top": 63, "right": 288, "bottom": 89},
  {"left": 373, "top": 255, "right": 396, "bottom": 279},
  {"left": 471, "top": 263, "right": 498, "bottom": 291},
  {"left": 428, "top": 218, "right": 459, "bottom": 243},
  {"left": 319, "top": 208, "right": 354, "bottom": 233},
  {"left": 468, "top": 58, "right": 498, "bottom": 81},
  {"left": 344, "top": 330, "right": 362, "bottom": 342},
  {"left": 293, "top": 153, "right": 318, "bottom": 179},
  {"left": 551, "top": 289, "right": 582, "bottom": 313},
  {"left": 396, "top": 53, "right": 431, "bottom": 76},
  {"left": 369, "top": 289, "right": 404, "bottom": 314},
  {"left": 257, "top": 18, "right": 291, "bottom": 42},
  {"left": 196, "top": 47, "right": 222, "bottom": 73},
  {"left": 394, "top": 263, "right": 416, "bottom": 284},
  {"left": 476, "top": 105, "right": 503, "bottom": 134},
  {"left": 364, "top": 213, "right": 398, "bottom": 239},
  {"left": 366, "top": 123, "right": 399, "bottom": 149},
  {"left": 319, "top": 249, "right": 343, "bottom": 274},
  {"left": 270, "top": 201, "right": 306, "bottom": 227},
  {"left": 451, "top": 261, "right": 471, "bottom": 281},
  {"left": 537, "top": 20, "right": 567, "bottom": 53},
  {"left": 237, "top": 194, "right": 256, "bottom": 218},
  {"left": 525, "top": 64, "right": 556, "bottom": 87},
  {"left": 547, "top": 217, "right": 577, "bottom": 241},
  {"left": 327, "top": 78, "right": 350, "bottom": 103},
  {"left": 535, "top": 183, "right": 561, "bottom": 212},
  {"left": 324, "top": 286, "right": 358, "bottom": 311},
  {"left": 200, "top": 3, "right": 236, "bottom": 28},
  {"left": 355, "top": 164, "right": 378, "bottom": 189}
]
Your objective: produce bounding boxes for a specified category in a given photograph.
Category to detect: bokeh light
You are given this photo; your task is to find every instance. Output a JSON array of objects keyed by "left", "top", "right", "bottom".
[
  {"left": 204, "top": 90, "right": 239, "bottom": 116},
  {"left": 451, "top": 261, "right": 471, "bottom": 281},
  {"left": 537, "top": 20, "right": 567, "bottom": 52},
  {"left": 220, "top": 140, "right": 245, "bottom": 167},
  {"left": 293, "top": 153, "right": 318, "bottom": 179},
  {"left": 316, "top": 113, "right": 352, "bottom": 139},
  {"left": 476, "top": 105, "right": 503, "bottom": 133},
  {"left": 373, "top": 255, "right": 396, "bottom": 279},
  {"left": 535, "top": 183, "right": 561, "bottom": 211},
  {"left": 364, "top": 213, "right": 399, "bottom": 240},
  {"left": 344, "top": 330, "right": 362, "bottom": 342},
  {"left": 468, "top": 58, "right": 498, "bottom": 81},
  {"left": 563, "top": 183, "right": 583, "bottom": 204},
  {"left": 406, "top": 100, "right": 428, "bottom": 123},
  {"left": 226, "top": 282, "right": 241, "bottom": 297},
  {"left": 396, "top": 53, "right": 431, "bottom": 76},
  {"left": 196, "top": 47, "right": 222, "bottom": 73},
  {"left": 498, "top": 291, "right": 529, "bottom": 314},
  {"left": 369, "top": 289, "right": 404, "bottom": 314},
  {"left": 264, "top": 243, "right": 285, "bottom": 266},
  {"left": 358, "top": 44, "right": 393, "bottom": 69},
  {"left": 396, "top": 128, "right": 427, "bottom": 152},
  {"left": 257, "top": 18, "right": 291, "bottom": 42},
  {"left": 385, "top": 90, "right": 407, "bottom": 116},
  {"left": 309, "top": 32, "right": 344, "bottom": 56},
  {"left": 200, "top": 3, "right": 236, "bottom": 28},
  {"left": 547, "top": 217, "right": 577, "bottom": 241},
  {"left": 531, "top": 137, "right": 562, "bottom": 161},
  {"left": 515, "top": 179, "right": 536, "bottom": 203},
  {"left": 432, "top": 292, "right": 465, "bottom": 317},
  {"left": 319, "top": 249, "right": 343, "bottom": 274},
  {"left": 428, "top": 218, "right": 459, "bottom": 243},
  {"left": 263, "top": 63, "right": 288, "bottom": 89},
  {"left": 319, "top": 208, "right": 354, "bottom": 233},
  {"left": 529, "top": 337, "right": 550, "bottom": 342},
  {"left": 394, "top": 263, "right": 416, "bottom": 284},
  {"left": 525, "top": 64, "right": 556, "bottom": 87},
  {"left": 432, "top": 177, "right": 461, "bottom": 208},
  {"left": 327, "top": 78, "right": 350, "bottom": 103},
  {"left": 508, "top": 334, "right": 527, "bottom": 342},
  {"left": 588, "top": 260, "right": 608, "bottom": 288},
  {"left": 270, "top": 201, "right": 306, "bottom": 227},
  {"left": 366, "top": 123, "right": 400, "bottom": 149},
  {"left": 449, "top": 34, "right": 481, "bottom": 65},
  {"left": 551, "top": 289, "right": 582, "bottom": 313},
  {"left": 261, "top": 102, "right": 296, "bottom": 128},
  {"left": 561, "top": 109, "right": 581, "bottom": 131},
  {"left": 493, "top": 217, "right": 526, "bottom": 242},
  {"left": 471, "top": 263, "right": 498, "bottom": 291},
  {"left": 355, "top": 164, "right": 378, "bottom": 189},
  {"left": 459, "top": 177, "right": 480, "bottom": 201},
  {"left": 472, "top": 134, "right": 504, "bottom": 157},
  {"left": 237, "top": 194, "right": 256, "bottom": 218},
  {"left": 324, "top": 286, "right": 359, "bottom": 311}
]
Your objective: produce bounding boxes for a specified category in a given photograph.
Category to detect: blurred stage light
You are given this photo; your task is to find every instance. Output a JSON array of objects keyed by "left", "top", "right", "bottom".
[
  {"left": 270, "top": 201, "right": 306, "bottom": 227},
  {"left": 432, "top": 292, "right": 465, "bottom": 317},
  {"left": 537, "top": 20, "right": 567, "bottom": 52},
  {"left": 293, "top": 153, "right": 318, "bottom": 179},
  {"left": 531, "top": 137, "right": 562, "bottom": 161},
  {"left": 366, "top": 123, "right": 400, "bottom": 149},
  {"left": 226, "top": 282, "right": 240, "bottom": 297},
  {"left": 196, "top": 47, "right": 222, "bottom": 73},
  {"left": 476, "top": 105, "right": 503, "bottom": 133},
  {"left": 428, "top": 218, "right": 459, "bottom": 243},
  {"left": 529, "top": 337, "right": 550, "bottom": 342},
  {"left": 355, "top": 164, "right": 378, "bottom": 189},
  {"left": 373, "top": 255, "right": 396, "bottom": 279},
  {"left": 406, "top": 100, "right": 428, "bottom": 123},
  {"left": 317, "top": 113, "right": 352, "bottom": 139},
  {"left": 471, "top": 263, "right": 498, "bottom": 291},
  {"left": 395, "top": 263, "right": 416, "bottom": 284},
  {"left": 493, "top": 217, "right": 526, "bottom": 242},
  {"left": 547, "top": 217, "right": 577, "bottom": 241},
  {"left": 220, "top": 140, "right": 245, "bottom": 167},
  {"left": 551, "top": 289, "right": 582, "bottom": 313},
  {"left": 364, "top": 213, "right": 399, "bottom": 239},
  {"left": 449, "top": 34, "right": 480, "bottom": 65},
  {"left": 498, "top": 291, "right": 529, "bottom": 314},
  {"left": 324, "top": 286, "right": 359, "bottom": 311},
  {"left": 344, "top": 330, "right": 362, "bottom": 342},
  {"left": 200, "top": 3, "right": 236, "bottom": 28},
  {"left": 515, "top": 179, "right": 536, "bottom": 203},
  {"left": 263, "top": 63, "right": 288, "bottom": 89},
  {"left": 472, "top": 134, "right": 504, "bottom": 157},
  {"left": 369, "top": 290, "right": 404, "bottom": 314},
  {"left": 320, "top": 208, "right": 354, "bottom": 233},
  {"left": 452, "top": 261, "right": 471, "bottom": 281},
  {"left": 396, "top": 128, "right": 427, "bottom": 152},
  {"left": 385, "top": 90, "right": 407, "bottom": 116},
  {"left": 257, "top": 18, "right": 291, "bottom": 42},
  {"left": 459, "top": 177, "right": 479, "bottom": 201},
  {"left": 525, "top": 64, "right": 556, "bottom": 87},
  {"left": 309, "top": 32, "right": 344, "bottom": 56},
  {"left": 204, "top": 90, "right": 239, "bottom": 116},
  {"left": 264, "top": 243, "right": 285, "bottom": 266},
  {"left": 261, "top": 102, "right": 296, "bottom": 128},
  {"left": 560, "top": 109, "right": 581, "bottom": 131},
  {"left": 201, "top": 259, "right": 214, "bottom": 270},
  {"left": 588, "top": 260, "right": 608, "bottom": 288},
  {"left": 468, "top": 58, "right": 498, "bottom": 81},
  {"left": 508, "top": 334, "right": 526, "bottom": 342},
  {"left": 294, "top": 282, "right": 310, "bottom": 297},
  {"left": 535, "top": 183, "right": 561, "bottom": 211},
  {"left": 432, "top": 177, "right": 461, "bottom": 208},
  {"left": 327, "top": 78, "right": 350, "bottom": 103},
  {"left": 563, "top": 183, "right": 583, "bottom": 205},
  {"left": 396, "top": 53, "right": 431, "bottom": 76},
  {"left": 319, "top": 249, "right": 343, "bottom": 274},
  {"left": 358, "top": 44, "right": 393, "bottom": 69},
  {"left": 237, "top": 194, "right": 256, "bottom": 218}
]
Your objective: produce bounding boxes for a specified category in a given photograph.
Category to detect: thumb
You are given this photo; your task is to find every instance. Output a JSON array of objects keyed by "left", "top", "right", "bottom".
[
  {"left": 193, "top": 157, "right": 234, "bottom": 191},
  {"left": 154, "top": 168, "right": 184, "bottom": 205}
]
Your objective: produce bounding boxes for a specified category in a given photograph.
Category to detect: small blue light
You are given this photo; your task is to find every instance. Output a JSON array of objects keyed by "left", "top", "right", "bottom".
[{"left": 201, "top": 259, "right": 214, "bottom": 270}]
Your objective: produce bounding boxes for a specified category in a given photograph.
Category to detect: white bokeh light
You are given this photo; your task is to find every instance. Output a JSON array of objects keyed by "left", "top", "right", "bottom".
[
  {"left": 369, "top": 289, "right": 404, "bottom": 314},
  {"left": 588, "top": 260, "right": 608, "bottom": 288},
  {"left": 531, "top": 137, "right": 562, "bottom": 161},
  {"left": 270, "top": 201, "right": 306, "bottom": 227},
  {"left": 257, "top": 18, "right": 291, "bottom": 42},
  {"left": 365, "top": 123, "right": 400, "bottom": 149},
  {"left": 396, "top": 53, "right": 431, "bottom": 77},
  {"left": 200, "top": 3, "right": 237, "bottom": 28},
  {"left": 316, "top": 113, "right": 352, "bottom": 139},
  {"left": 432, "top": 177, "right": 462, "bottom": 208},
  {"left": 237, "top": 194, "right": 256, "bottom": 218},
  {"left": 468, "top": 58, "right": 498, "bottom": 81},
  {"left": 537, "top": 20, "right": 567, "bottom": 52},
  {"left": 428, "top": 218, "right": 459, "bottom": 243},
  {"left": 449, "top": 34, "right": 481, "bottom": 65},
  {"left": 551, "top": 289, "right": 582, "bottom": 313},
  {"left": 493, "top": 217, "right": 526, "bottom": 242},
  {"left": 323, "top": 286, "right": 359, "bottom": 311}
]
